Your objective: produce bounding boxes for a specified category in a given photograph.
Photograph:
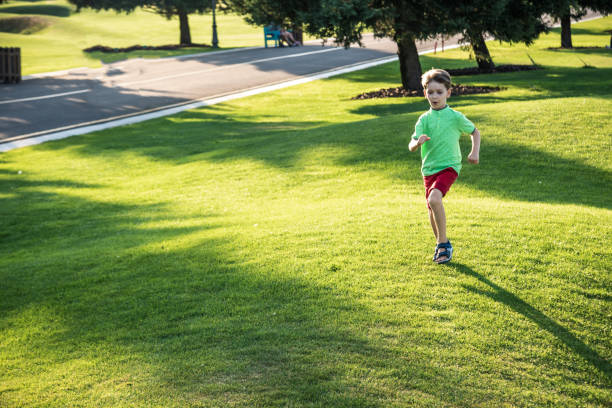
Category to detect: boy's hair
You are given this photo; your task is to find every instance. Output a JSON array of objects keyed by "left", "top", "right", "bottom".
[{"left": 421, "top": 69, "right": 452, "bottom": 90}]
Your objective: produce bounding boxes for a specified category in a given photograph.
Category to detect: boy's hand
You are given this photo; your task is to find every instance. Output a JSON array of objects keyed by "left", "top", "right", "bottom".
[
  {"left": 467, "top": 151, "right": 479, "bottom": 164},
  {"left": 408, "top": 134, "right": 431, "bottom": 152},
  {"left": 417, "top": 134, "right": 430, "bottom": 145}
]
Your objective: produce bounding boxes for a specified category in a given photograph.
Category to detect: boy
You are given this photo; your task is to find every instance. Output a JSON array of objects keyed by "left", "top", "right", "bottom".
[{"left": 408, "top": 69, "right": 481, "bottom": 264}]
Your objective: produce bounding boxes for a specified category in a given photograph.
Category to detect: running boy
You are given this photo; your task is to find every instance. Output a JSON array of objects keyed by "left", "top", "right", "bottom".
[{"left": 408, "top": 69, "right": 481, "bottom": 264}]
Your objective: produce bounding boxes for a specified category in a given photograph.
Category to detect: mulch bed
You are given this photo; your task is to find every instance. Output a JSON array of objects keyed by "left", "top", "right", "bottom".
[
  {"left": 547, "top": 46, "right": 610, "bottom": 50},
  {"left": 352, "top": 64, "right": 538, "bottom": 99},
  {"left": 352, "top": 84, "right": 504, "bottom": 99},
  {"left": 84, "top": 44, "right": 212, "bottom": 53},
  {"left": 446, "top": 64, "right": 541, "bottom": 76}
]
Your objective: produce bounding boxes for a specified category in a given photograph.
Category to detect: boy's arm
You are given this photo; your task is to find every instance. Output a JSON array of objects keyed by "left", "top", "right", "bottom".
[
  {"left": 409, "top": 134, "right": 430, "bottom": 152},
  {"left": 467, "top": 128, "right": 481, "bottom": 164}
]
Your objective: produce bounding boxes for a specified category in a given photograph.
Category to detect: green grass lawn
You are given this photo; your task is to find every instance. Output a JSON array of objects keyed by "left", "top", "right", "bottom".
[
  {"left": 0, "top": 0, "right": 268, "bottom": 75},
  {"left": 1, "top": 17, "right": 611, "bottom": 408}
]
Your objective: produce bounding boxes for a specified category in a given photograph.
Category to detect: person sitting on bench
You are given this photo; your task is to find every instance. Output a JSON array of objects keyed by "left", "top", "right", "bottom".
[{"left": 279, "top": 28, "right": 300, "bottom": 47}]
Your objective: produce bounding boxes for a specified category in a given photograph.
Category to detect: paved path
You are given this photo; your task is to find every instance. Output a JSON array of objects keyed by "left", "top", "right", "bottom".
[{"left": 0, "top": 35, "right": 452, "bottom": 145}]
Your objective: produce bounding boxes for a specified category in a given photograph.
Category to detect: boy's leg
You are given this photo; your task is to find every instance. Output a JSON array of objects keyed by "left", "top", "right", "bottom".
[
  {"left": 424, "top": 168, "right": 456, "bottom": 261},
  {"left": 428, "top": 207, "right": 439, "bottom": 241},
  {"left": 427, "top": 189, "right": 449, "bottom": 261}
]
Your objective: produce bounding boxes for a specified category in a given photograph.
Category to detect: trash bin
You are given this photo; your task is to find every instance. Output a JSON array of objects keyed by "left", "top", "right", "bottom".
[{"left": 1, "top": 47, "right": 21, "bottom": 84}]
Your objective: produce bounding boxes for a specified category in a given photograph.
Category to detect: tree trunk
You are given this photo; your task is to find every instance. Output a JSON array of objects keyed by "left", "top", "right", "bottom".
[
  {"left": 467, "top": 31, "right": 495, "bottom": 72},
  {"left": 561, "top": 12, "right": 573, "bottom": 48},
  {"left": 178, "top": 8, "right": 192, "bottom": 45},
  {"left": 396, "top": 33, "right": 423, "bottom": 92}
]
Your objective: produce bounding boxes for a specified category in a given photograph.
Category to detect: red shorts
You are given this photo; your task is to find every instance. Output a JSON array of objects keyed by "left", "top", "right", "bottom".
[{"left": 423, "top": 167, "right": 458, "bottom": 204}]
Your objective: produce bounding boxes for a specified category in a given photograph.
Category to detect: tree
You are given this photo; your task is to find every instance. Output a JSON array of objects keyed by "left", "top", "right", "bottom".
[
  {"left": 452, "top": 1, "right": 550, "bottom": 71},
  {"left": 307, "top": 0, "right": 554, "bottom": 79},
  {"left": 230, "top": 0, "right": 446, "bottom": 90},
  {"left": 302, "top": 0, "right": 550, "bottom": 88},
  {"left": 68, "top": 0, "right": 227, "bottom": 45},
  {"left": 231, "top": 0, "right": 555, "bottom": 90},
  {"left": 548, "top": 1, "right": 611, "bottom": 48},
  {"left": 228, "top": 0, "right": 308, "bottom": 42},
  {"left": 272, "top": 0, "right": 457, "bottom": 92}
]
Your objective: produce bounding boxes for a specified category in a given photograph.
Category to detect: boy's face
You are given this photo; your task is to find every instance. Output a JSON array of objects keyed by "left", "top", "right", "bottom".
[{"left": 424, "top": 80, "right": 451, "bottom": 110}]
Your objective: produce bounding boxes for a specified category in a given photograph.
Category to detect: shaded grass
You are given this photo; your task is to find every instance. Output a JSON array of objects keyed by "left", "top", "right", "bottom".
[
  {"left": 1, "top": 16, "right": 611, "bottom": 408},
  {"left": 0, "top": 4, "right": 71, "bottom": 17},
  {"left": 82, "top": 46, "right": 223, "bottom": 65}
]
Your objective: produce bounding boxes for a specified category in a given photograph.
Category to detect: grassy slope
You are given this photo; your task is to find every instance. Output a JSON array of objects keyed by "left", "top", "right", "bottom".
[
  {"left": 0, "top": 17, "right": 611, "bottom": 408},
  {"left": 0, "top": 0, "right": 266, "bottom": 74}
]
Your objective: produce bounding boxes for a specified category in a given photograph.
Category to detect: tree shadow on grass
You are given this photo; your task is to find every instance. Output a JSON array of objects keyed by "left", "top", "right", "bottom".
[
  {"left": 30, "top": 246, "right": 392, "bottom": 406},
  {"left": 39, "top": 101, "right": 611, "bottom": 210},
  {"left": 38, "top": 105, "right": 329, "bottom": 168},
  {"left": 456, "top": 126, "right": 611, "bottom": 209},
  {"left": 480, "top": 66, "right": 612, "bottom": 96},
  {"left": 0, "top": 172, "right": 362, "bottom": 405},
  {"left": 84, "top": 47, "right": 219, "bottom": 65},
  {"left": 0, "top": 4, "right": 71, "bottom": 17},
  {"left": 0, "top": 169, "right": 480, "bottom": 407},
  {"left": 449, "top": 262, "right": 611, "bottom": 380},
  {"left": 0, "top": 173, "right": 102, "bottom": 244},
  {"left": 546, "top": 47, "right": 612, "bottom": 56},
  {"left": 0, "top": 173, "right": 212, "bottom": 315},
  {"left": 548, "top": 26, "right": 611, "bottom": 38}
]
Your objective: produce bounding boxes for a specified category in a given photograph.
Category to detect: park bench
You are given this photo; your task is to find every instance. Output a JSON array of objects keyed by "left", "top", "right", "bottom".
[{"left": 264, "top": 26, "right": 280, "bottom": 48}]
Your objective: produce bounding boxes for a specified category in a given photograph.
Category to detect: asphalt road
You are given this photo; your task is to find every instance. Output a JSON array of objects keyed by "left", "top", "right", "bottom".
[{"left": 0, "top": 35, "right": 451, "bottom": 145}]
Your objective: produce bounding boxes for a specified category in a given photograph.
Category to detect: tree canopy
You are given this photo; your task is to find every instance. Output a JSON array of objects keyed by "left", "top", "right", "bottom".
[
  {"left": 450, "top": 0, "right": 550, "bottom": 70},
  {"left": 229, "top": 0, "right": 308, "bottom": 41},
  {"left": 68, "top": 0, "right": 229, "bottom": 45},
  {"left": 229, "top": 0, "right": 303, "bottom": 27},
  {"left": 231, "top": 0, "right": 553, "bottom": 90},
  {"left": 233, "top": 0, "right": 460, "bottom": 91}
]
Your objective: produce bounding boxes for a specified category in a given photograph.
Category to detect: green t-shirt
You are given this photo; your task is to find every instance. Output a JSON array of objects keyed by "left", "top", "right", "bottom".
[{"left": 411, "top": 106, "right": 475, "bottom": 176}]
